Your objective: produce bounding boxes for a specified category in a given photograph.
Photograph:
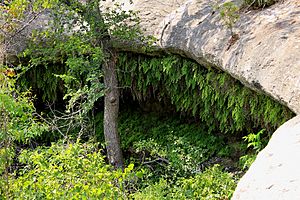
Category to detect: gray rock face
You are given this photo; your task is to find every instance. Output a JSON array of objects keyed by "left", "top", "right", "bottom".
[
  {"left": 232, "top": 115, "right": 300, "bottom": 199},
  {"left": 126, "top": 0, "right": 300, "bottom": 115},
  {"left": 1, "top": 12, "right": 49, "bottom": 64}
]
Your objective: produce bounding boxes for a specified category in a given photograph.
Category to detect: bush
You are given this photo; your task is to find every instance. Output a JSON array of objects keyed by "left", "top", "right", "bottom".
[
  {"left": 131, "top": 179, "right": 170, "bottom": 200},
  {"left": 0, "top": 138, "right": 236, "bottom": 200},
  {"left": 0, "top": 66, "right": 48, "bottom": 196},
  {"left": 2, "top": 141, "right": 137, "bottom": 199},
  {"left": 117, "top": 112, "right": 224, "bottom": 180},
  {"left": 133, "top": 165, "right": 236, "bottom": 200},
  {"left": 172, "top": 165, "right": 236, "bottom": 199},
  {"left": 239, "top": 129, "right": 267, "bottom": 170}
]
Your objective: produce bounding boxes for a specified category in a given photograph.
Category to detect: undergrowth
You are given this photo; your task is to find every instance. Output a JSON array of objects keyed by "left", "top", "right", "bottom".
[
  {"left": 1, "top": 107, "right": 288, "bottom": 199},
  {"left": 2, "top": 111, "right": 241, "bottom": 199},
  {"left": 97, "top": 111, "right": 244, "bottom": 198}
]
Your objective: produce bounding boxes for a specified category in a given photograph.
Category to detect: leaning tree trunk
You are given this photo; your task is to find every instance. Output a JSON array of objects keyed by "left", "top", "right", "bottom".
[{"left": 103, "top": 50, "right": 124, "bottom": 169}]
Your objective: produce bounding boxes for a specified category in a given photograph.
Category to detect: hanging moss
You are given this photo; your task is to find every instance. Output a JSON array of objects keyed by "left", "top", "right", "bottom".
[{"left": 117, "top": 53, "right": 295, "bottom": 134}]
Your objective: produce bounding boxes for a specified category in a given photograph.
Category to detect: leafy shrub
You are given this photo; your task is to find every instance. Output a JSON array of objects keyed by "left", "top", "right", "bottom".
[
  {"left": 243, "top": 129, "right": 267, "bottom": 152},
  {"left": 0, "top": 67, "right": 47, "bottom": 145},
  {"left": 0, "top": 66, "right": 48, "bottom": 196},
  {"left": 171, "top": 165, "right": 236, "bottom": 199},
  {"left": 131, "top": 179, "right": 170, "bottom": 200},
  {"left": 2, "top": 109, "right": 244, "bottom": 199},
  {"left": 3, "top": 141, "right": 137, "bottom": 199},
  {"left": 133, "top": 165, "right": 236, "bottom": 200},
  {"left": 116, "top": 112, "right": 224, "bottom": 179}
]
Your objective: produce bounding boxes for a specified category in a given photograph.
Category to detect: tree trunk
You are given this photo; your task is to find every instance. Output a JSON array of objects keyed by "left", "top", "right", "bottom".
[{"left": 103, "top": 50, "right": 124, "bottom": 169}]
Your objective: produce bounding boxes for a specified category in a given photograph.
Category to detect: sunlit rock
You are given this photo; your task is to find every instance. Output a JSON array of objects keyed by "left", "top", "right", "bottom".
[{"left": 233, "top": 115, "right": 300, "bottom": 199}]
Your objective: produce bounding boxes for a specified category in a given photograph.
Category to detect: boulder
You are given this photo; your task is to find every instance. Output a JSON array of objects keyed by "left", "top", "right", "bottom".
[{"left": 232, "top": 115, "right": 300, "bottom": 199}]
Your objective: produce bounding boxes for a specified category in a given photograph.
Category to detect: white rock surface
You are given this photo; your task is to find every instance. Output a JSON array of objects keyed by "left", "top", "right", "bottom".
[{"left": 232, "top": 115, "right": 300, "bottom": 199}]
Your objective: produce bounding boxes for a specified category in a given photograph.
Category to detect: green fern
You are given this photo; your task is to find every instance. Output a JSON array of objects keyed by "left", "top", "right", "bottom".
[{"left": 117, "top": 54, "right": 295, "bottom": 135}]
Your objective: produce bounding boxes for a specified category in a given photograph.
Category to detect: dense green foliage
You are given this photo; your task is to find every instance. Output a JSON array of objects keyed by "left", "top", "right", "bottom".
[
  {"left": 1, "top": 56, "right": 293, "bottom": 199},
  {"left": 5, "top": 141, "right": 136, "bottom": 199},
  {"left": 18, "top": 0, "right": 150, "bottom": 105},
  {"left": 20, "top": 2, "right": 106, "bottom": 108},
  {"left": 20, "top": 52, "right": 294, "bottom": 136},
  {"left": 20, "top": 52, "right": 294, "bottom": 138},
  {"left": 20, "top": 51, "right": 294, "bottom": 136},
  {"left": 0, "top": 66, "right": 48, "bottom": 196},
  {"left": 118, "top": 54, "right": 294, "bottom": 134},
  {"left": 19, "top": 64, "right": 66, "bottom": 102},
  {"left": 2, "top": 111, "right": 239, "bottom": 199},
  {"left": 117, "top": 112, "right": 225, "bottom": 177},
  {"left": 133, "top": 165, "right": 236, "bottom": 199},
  {"left": 23, "top": 31, "right": 105, "bottom": 112},
  {"left": 0, "top": 68, "right": 46, "bottom": 144},
  {"left": 116, "top": 111, "right": 243, "bottom": 200},
  {"left": 8, "top": 39, "right": 294, "bottom": 199}
]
